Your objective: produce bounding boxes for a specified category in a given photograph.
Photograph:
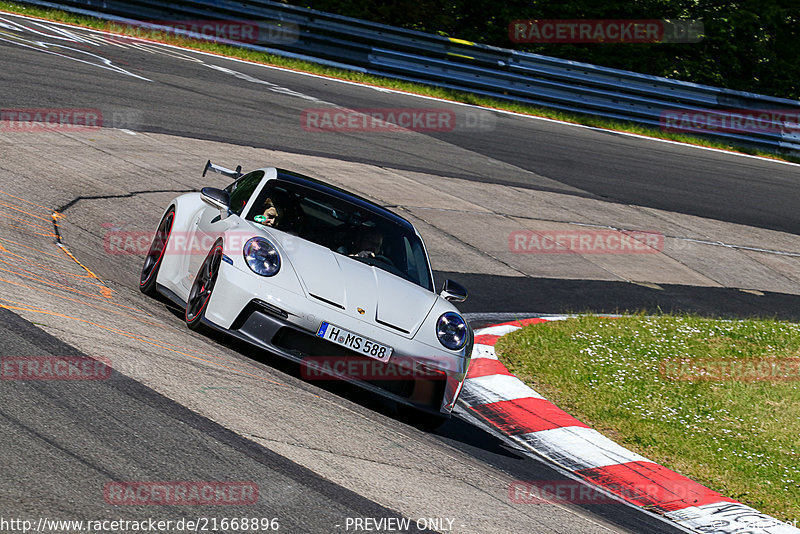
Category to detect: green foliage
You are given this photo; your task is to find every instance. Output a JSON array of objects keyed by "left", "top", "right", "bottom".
[{"left": 294, "top": 0, "right": 800, "bottom": 99}]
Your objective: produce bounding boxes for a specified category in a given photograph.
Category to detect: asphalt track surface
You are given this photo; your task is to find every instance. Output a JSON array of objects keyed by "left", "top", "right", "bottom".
[
  {"left": 0, "top": 11, "right": 797, "bottom": 534},
  {"left": 1, "top": 17, "right": 798, "bottom": 235},
  {"left": 0, "top": 305, "right": 680, "bottom": 533},
  {"left": 0, "top": 307, "right": 432, "bottom": 533},
  {"left": 3, "top": 14, "right": 800, "bottom": 319}
]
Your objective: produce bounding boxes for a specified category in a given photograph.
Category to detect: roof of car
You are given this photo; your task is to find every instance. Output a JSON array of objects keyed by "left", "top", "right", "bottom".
[{"left": 272, "top": 168, "right": 415, "bottom": 230}]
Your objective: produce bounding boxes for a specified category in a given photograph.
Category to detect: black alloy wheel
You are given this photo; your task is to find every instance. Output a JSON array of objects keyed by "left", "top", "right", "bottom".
[
  {"left": 140, "top": 207, "right": 175, "bottom": 296},
  {"left": 185, "top": 242, "right": 223, "bottom": 331}
]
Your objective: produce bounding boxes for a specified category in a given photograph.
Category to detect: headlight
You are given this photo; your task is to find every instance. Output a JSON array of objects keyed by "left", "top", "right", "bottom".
[
  {"left": 243, "top": 237, "right": 280, "bottom": 276},
  {"left": 436, "top": 312, "right": 468, "bottom": 351}
]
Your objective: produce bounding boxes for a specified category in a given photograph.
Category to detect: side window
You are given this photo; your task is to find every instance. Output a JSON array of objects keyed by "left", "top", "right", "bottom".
[
  {"left": 405, "top": 236, "right": 432, "bottom": 291},
  {"left": 227, "top": 171, "right": 264, "bottom": 216}
]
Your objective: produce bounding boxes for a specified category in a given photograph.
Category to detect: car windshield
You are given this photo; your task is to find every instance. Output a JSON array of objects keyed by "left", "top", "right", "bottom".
[{"left": 245, "top": 180, "right": 433, "bottom": 291}]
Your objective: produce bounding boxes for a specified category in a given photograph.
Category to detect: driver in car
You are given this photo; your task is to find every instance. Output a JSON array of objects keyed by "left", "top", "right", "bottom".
[
  {"left": 349, "top": 229, "right": 383, "bottom": 258},
  {"left": 254, "top": 197, "right": 283, "bottom": 228}
]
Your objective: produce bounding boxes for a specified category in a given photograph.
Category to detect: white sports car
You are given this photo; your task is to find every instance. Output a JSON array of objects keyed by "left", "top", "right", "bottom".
[{"left": 140, "top": 161, "right": 473, "bottom": 426}]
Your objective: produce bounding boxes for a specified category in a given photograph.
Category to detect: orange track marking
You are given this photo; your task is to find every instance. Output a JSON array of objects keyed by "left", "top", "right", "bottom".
[{"left": 0, "top": 301, "right": 290, "bottom": 389}]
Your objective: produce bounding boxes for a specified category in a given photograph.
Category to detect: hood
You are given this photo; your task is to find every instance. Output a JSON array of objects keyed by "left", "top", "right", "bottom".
[{"left": 275, "top": 235, "right": 437, "bottom": 336}]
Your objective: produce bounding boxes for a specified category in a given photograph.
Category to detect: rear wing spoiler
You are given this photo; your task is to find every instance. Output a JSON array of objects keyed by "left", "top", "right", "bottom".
[{"left": 203, "top": 160, "right": 242, "bottom": 179}]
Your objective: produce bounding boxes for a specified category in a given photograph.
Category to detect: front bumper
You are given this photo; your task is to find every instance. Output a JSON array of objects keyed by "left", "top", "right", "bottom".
[{"left": 195, "top": 263, "right": 472, "bottom": 416}]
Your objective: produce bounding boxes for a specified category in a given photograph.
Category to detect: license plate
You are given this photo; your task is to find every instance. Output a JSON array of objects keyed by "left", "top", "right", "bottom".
[{"left": 316, "top": 322, "right": 393, "bottom": 362}]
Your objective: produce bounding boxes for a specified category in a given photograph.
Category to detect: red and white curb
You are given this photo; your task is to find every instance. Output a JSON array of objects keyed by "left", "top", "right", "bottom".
[{"left": 460, "top": 317, "right": 798, "bottom": 534}]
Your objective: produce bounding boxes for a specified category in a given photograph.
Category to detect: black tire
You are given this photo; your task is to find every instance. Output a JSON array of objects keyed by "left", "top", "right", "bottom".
[
  {"left": 139, "top": 207, "right": 175, "bottom": 296},
  {"left": 396, "top": 403, "right": 448, "bottom": 431},
  {"left": 185, "top": 241, "right": 223, "bottom": 331}
]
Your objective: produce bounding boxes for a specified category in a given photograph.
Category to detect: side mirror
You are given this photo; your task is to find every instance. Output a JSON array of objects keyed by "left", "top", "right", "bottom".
[
  {"left": 201, "top": 187, "right": 230, "bottom": 212},
  {"left": 440, "top": 279, "right": 468, "bottom": 303}
]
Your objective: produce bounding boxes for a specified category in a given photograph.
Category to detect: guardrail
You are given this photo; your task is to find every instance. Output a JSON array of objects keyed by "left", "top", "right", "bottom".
[{"left": 17, "top": 0, "right": 800, "bottom": 154}]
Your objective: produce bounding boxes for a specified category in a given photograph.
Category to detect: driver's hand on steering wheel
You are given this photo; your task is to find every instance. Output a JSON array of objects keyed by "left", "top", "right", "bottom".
[{"left": 350, "top": 250, "right": 376, "bottom": 258}]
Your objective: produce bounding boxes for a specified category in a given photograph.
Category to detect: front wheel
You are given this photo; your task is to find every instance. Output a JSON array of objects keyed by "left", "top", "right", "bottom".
[
  {"left": 185, "top": 242, "right": 223, "bottom": 331},
  {"left": 140, "top": 207, "right": 175, "bottom": 296}
]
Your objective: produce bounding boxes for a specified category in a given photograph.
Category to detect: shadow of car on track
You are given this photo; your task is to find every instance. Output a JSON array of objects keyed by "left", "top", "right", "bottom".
[{"left": 442, "top": 271, "right": 800, "bottom": 321}]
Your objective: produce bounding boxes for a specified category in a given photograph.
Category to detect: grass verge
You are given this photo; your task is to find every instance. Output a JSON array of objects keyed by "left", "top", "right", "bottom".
[
  {"left": 2, "top": 0, "right": 799, "bottom": 165},
  {"left": 496, "top": 314, "right": 800, "bottom": 521}
]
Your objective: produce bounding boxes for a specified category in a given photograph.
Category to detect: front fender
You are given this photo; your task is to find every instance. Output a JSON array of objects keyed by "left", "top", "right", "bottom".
[{"left": 154, "top": 192, "right": 206, "bottom": 300}]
